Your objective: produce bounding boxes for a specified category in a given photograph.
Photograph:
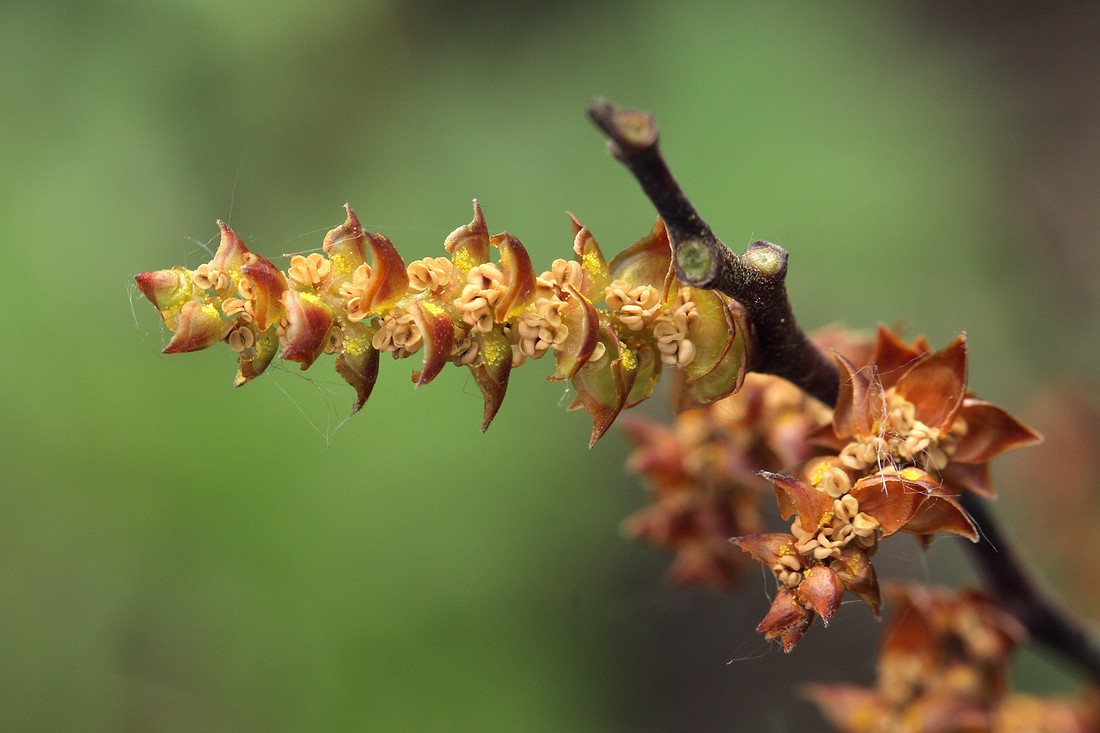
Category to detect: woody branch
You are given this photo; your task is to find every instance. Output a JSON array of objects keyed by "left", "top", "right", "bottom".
[
  {"left": 587, "top": 98, "right": 839, "bottom": 407},
  {"left": 587, "top": 98, "right": 1100, "bottom": 683}
]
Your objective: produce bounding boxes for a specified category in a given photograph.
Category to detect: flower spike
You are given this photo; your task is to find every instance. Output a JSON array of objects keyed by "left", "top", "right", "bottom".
[{"left": 136, "top": 203, "right": 746, "bottom": 438}]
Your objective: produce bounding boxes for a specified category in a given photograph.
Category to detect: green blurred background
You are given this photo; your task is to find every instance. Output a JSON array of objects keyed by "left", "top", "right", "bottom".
[{"left": 3, "top": 1, "right": 1098, "bottom": 730}]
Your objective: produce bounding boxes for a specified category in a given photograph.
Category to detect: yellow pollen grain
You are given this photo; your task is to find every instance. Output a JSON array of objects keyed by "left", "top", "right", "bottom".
[
  {"left": 817, "top": 512, "right": 834, "bottom": 530},
  {"left": 452, "top": 249, "right": 476, "bottom": 275},
  {"left": 620, "top": 346, "right": 637, "bottom": 370},
  {"left": 156, "top": 268, "right": 192, "bottom": 307},
  {"left": 420, "top": 300, "right": 444, "bottom": 317},
  {"left": 201, "top": 303, "right": 220, "bottom": 319},
  {"left": 581, "top": 251, "right": 601, "bottom": 276},
  {"left": 898, "top": 467, "right": 925, "bottom": 481},
  {"left": 299, "top": 292, "right": 323, "bottom": 306},
  {"left": 482, "top": 337, "right": 508, "bottom": 366},
  {"left": 330, "top": 252, "right": 354, "bottom": 276},
  {"left": 343, "top": 334, "right": 369, "bottom": 356}
]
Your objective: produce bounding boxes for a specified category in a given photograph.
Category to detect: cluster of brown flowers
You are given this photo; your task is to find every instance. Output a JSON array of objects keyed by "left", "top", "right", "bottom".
[
  {"left": 627, "top": 326, "right": 1041, "bottom": 650},
  {"left": 621, "top": 372, "right": 829, "bottom": 588},
  {"left": 134, "top": 203, "right": 749, "bottom": 445},
  {"left": 805, "top": 583, "right": 1100, "bottom": 732}
]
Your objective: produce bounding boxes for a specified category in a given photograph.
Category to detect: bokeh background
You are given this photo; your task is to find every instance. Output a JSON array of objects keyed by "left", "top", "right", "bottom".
[{"left": 3, "top": 1, "right": 1099, "bottom": 730}]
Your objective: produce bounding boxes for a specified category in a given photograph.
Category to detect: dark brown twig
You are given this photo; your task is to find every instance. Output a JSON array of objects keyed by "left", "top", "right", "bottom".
[
  {"left": 960, "top": 494, "right": 1100, "bottom": 681},
  {"left": 588, "top": 98, "right": 1100, "bottom": 683},
  {"left": 587, "top": 99, "right": 839, "bottom": 406}
]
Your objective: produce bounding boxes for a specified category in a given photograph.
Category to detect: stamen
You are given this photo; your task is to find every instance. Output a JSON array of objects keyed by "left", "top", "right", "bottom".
[
  {"left": 407, "top": 257, "right": 455, "bottom": 294},
  {"left": 537, "top": 258, "right": 585, "bottom": 298},
  {"left": 221, "top": 297, "right": 253, "bottom": 322},
  {"left": 194, "top": 263, "right": 228, "bottom": 291},
  {"left": 227, "top": 325, "right": 255, "bottom": 352},
  {"left": 605, "top": 279, "right": 662, "bottom": 331},
  {"left": 455, "top": 263, "right": 506, "bottom": 333},
  {"left": 342, "top": 264, "right": 374, "bottom": 322},
  {"left": 323, "top": 328, "right": 343, "bottom": 355},
  {"left": 450, "top": 328, "right": 479, "bottom": 366},
  {"left": 287, "top": 253, "right": 331, "bottom": 288},
  {"left": 372, "top": 308, "right": 422, "bottom": 358},
  {"left": 649, "top": 288, "right": 700, "bottom": 367},
  {"left": 515, "top": 296, "right": 570, "bottom": 358}
]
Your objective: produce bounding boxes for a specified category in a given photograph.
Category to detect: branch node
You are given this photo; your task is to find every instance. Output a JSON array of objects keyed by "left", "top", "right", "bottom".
[
  {"left": 744, "top": 242, "right": 786, "bottom": 278},
  {"left": 588, "top": 98, "right": 659, "bottom": 151},
  {"left": 674, "top": 237, "right": 719, "bottom": 285},
  {"left": 588, "top": 99, "right": 837, "bottom": 406}
]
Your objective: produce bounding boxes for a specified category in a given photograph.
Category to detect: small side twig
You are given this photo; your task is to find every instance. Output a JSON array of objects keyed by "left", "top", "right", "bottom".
[
  {"left": 587, "top": 99, "right": 838, "bottom": 406},
  {"left": 960, "top": 494, "right": 1100, "bottom": 681},
  {"left": 589, "top": 97, "right": 1100, "bottom": 684}
]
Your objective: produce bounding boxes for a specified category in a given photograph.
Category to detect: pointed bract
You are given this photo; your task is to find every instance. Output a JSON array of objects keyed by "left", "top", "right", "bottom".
[
  {"left": 765, "top": 472, "right": 833, "bottom": 528},
  {"left": 570, "top": 324, "right": 630, "bottom": 447},
  {"left": 849, "top": 472, "right": 927, "bottom": 537},
  {"left": 607, "top": 218, "right": 675, "bottom": 301},
  {"left": 407, "top": 301, "right": 454, "bottom": 387},
  {"left": 871, "top": 324, "right": 927, "bottom": 388},
  {"left": 334, "top": 325, "right": 380, "bottom": 413},
  {"left": 163, "top": 301, "right": 229, "bottom": 354},
  {"left": 280, "top": 291, "right": 333, "bottom": 369},
  {"left": 953, "top": 399, "right": 1043, "bottom": 464},
  {"left": 894, "top": 333, "right": 968, "bottom": 431},
  {"left": 444, "top": 200, "right": 490, "bottom": 278},
  {"left": 490, "top": 232, "right": 537, "bottom": 322},
  {"left": 731, "top": 533, "right": 798, "bottom": 566},
  {"left": 234, "top": 326, "right": 279, "bottom": 386},
  {"left": 757, "top": 589, "right": 814, "bottom": 653},
  {"left": 549, "top": 283, "right": 600, "bottom": 381},
  {"left": 831, "top": 547, "right": 880, "bottom": 617},
  {"left": 211, "top": 221, "right": 250, "bottom": 279},
  {"left": 134, "top": 268, "right": 192, "bottom": 322},
  {"left": 833, "top": 352, "right": 885, "bottom": 440},
  {"left": 569, "top": 221, "right": 609, "bottom": 301},
  {"left": 362, "top": 230, "right": 409, "bottom": 315},
  {"left": 902, "top": 492, "right": 978, "bottom": 541},
  {"left": 323, "top": 205, "right": 367, "bottom": 272},
  {"left": 797, "top": 565, "right": 844, "bottom": 626},
  {"left": 470, "top": 326, "right": 512, "bottom": 432},
  {"left": 241, "top": 253, "right": 287, "bottom": 331}
]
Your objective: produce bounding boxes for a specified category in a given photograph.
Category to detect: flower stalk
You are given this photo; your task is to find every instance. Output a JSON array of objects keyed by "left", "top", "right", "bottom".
[{"left": 960, "top": 494, "right": 1100, "bottom": 681}]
